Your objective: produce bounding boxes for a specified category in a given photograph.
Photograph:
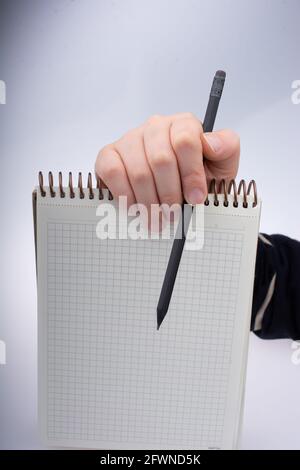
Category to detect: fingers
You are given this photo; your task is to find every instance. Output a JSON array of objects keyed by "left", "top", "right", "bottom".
[
  {"left": 201, "top": 129, "right": 240, "bottom": 179},
  {"left": 170, "top": 116, "right": 207, "bottom": 204},
  {"left": 96, "top": 114, "right": 240, "bottom": 223},
  {"left": 143, "top": 115, "right": 182, "bottom": 208},
  {"left": 95, "top": 145, "right": 136, "bottom": 207},
  {"left": 114, "top": 128, "right": 160, "bottom": 215}
]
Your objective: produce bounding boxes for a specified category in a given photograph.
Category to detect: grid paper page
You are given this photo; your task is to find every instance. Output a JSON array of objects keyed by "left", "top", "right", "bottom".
[{"left": 36, "top": 191, "right": 261, "bottom": 449}]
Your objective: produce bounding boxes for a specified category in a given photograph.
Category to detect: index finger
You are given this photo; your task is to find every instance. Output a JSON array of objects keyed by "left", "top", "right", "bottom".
[{"left": 169, "top": 116, "right": 206, "bottom": 205}]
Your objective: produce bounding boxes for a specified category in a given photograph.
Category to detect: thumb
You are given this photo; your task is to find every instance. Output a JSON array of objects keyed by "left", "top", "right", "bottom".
[{"left": 201, "top": 129, "right": 240, "bottom": 162}]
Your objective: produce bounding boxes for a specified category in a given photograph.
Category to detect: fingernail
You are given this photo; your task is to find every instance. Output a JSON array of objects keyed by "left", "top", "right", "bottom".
[
  {"left": 186, "top": 188, "right": 204, "bottom": 205},
  {"left": 204, "top": 133, "right": 222, "bottom": 153}
]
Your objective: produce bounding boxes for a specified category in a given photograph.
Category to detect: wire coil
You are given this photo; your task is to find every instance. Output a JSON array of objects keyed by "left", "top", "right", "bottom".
[
  {"left": 204, "top": 178, "right": 257, "bottom": 207},
  {"left": 38, "top": 172, "right": 258, "bottom": 207}
]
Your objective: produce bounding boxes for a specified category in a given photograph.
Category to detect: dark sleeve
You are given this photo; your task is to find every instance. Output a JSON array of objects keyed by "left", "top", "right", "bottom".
[{"left": 251, "top": 233, "right": 300, "bottom": 340}]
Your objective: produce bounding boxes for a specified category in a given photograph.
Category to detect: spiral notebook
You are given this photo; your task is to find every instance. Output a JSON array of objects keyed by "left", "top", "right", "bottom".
[{"left": 33, "top": 172, "right": 261, "bottom": 450}]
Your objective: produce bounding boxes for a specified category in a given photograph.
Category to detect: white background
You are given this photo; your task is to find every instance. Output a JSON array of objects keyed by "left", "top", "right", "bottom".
[{"left": 0, "top": 0, "right": 300, "bottom": 449}]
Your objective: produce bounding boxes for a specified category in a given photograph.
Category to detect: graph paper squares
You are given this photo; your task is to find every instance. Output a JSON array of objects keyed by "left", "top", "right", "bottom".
[{"left": 46, "top": 221, "right": 243, "bottom": 448}]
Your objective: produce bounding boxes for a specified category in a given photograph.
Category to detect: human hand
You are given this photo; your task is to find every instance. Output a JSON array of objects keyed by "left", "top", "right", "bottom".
[{"left": 95, "top": 113, "right": 240, "bottom": 212}]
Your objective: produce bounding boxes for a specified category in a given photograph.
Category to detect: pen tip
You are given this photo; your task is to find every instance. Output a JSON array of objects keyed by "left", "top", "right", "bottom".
[{"left": 157, "top": 306, "right": 166, "bottom": 330}]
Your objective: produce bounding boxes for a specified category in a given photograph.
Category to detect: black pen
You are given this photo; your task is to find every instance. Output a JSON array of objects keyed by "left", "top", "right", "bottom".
[{"left": 156, "top": 70, "right": 226, "bottom": 330}]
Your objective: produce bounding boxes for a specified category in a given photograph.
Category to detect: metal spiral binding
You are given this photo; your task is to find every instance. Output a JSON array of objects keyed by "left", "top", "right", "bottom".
[
  {"left": 58, "top": 172, "right": 65, "bottom": 198},
  {"left": 204, "top": 178, "right": 257, "bottom": 207},
  {"left": 38, "top": 172, "right": 257, "bottom": 207},
  {"left": 38, "top": 171, "right": 112, "bottom": 200}
]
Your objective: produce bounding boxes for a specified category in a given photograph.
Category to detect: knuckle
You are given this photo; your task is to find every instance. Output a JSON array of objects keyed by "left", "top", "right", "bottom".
[
  {"left": 95, "top": 149, "right": 106, "bottom": 173},
  {"left": 182, "top": 111, "right": 196, "bottom": 120},
  {"left": 102, "top": 163, "right": 121, "bottom": 181},
  {"left": 116, "top": 127, "right": 141, "bottom": 147},
  {"left": 97, "top": 156, "right": 120, "bottom": 181},
  {"left": 130, "top": 169, "right": 148, "bottom": 185},
  {"left": 149, "top": 152, "right": 172, "bottom": 170},
  {"left": 176, "top": 112, "right": 200, "bottom": 125},
  {"left": 182, "top": 169, "right": 204, "bottom": 186},
  {"left": 172, "top": 130, "right": 197, "bottom": 151},
  {"left": 146, "top": 114, "right": 164, "bottom": 126},
  {"left": 160, "top": 193, "right": 180, "bottom": 206},
  {"left": 97, "top": 144, "right": 112, "bottom": 159}
]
